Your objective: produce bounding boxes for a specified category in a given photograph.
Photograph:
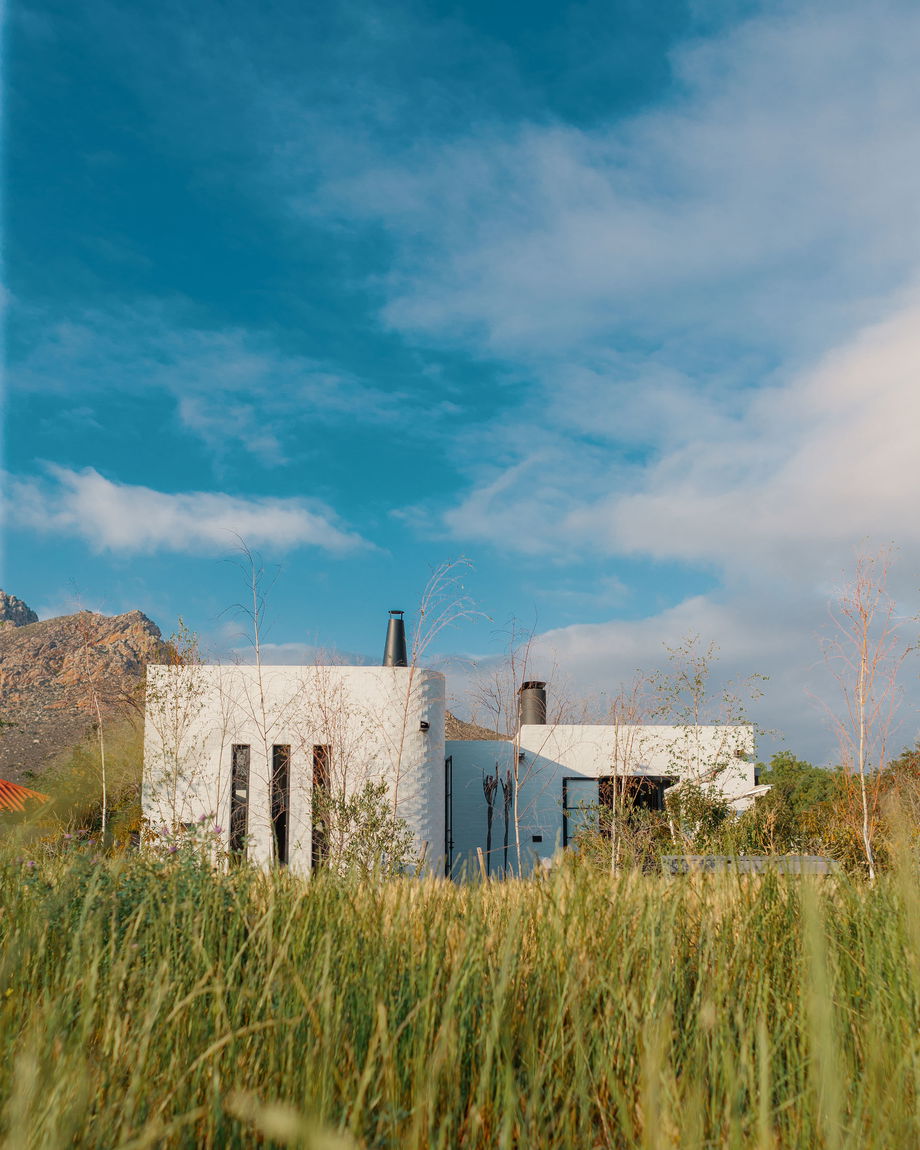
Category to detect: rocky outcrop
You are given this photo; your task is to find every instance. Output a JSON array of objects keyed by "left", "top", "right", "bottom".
[
  {"left": 0, "top": 603, "right": 168, "bottom": 782},
  {"left": 445, "top": 711, "right": 509, "bottom": 741},
  {"left": 0, "top": 591, "right": 39, "bottom": 629}
]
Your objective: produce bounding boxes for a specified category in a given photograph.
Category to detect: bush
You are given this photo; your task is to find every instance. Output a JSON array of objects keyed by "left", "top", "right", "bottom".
[{"left": 319, "top": 778, "right": 417, "bottom": 878}]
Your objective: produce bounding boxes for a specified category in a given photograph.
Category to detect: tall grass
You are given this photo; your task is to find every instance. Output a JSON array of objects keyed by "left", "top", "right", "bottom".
[{"left": 1, "top": 843, "right": 918, "bottom": 1149}]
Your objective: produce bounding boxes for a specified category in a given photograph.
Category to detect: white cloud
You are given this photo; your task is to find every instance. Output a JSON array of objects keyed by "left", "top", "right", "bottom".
[
  {"left": 307, "top": 3, "right": 920, "bottom": 361},
  {"left": 574, "top": 295, "right": 920, "bottom": 577},
  {"left": 7, "top": 465, "right": 367, "bottom": 555},
  {"left": 456, "top": 585, "right": 919, "bottom": 766},
  {"left": 224, "top": 641, "right": 374, "bottom": 667},
  {"left": 273, "top": 0, "right": 920, "bottom": 587}
]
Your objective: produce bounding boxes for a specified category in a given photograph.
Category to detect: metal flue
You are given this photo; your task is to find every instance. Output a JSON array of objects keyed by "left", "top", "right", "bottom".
[
  {"left": 382, "top": 610, "right": 408, "bottom": 667},
  {"left": 518, "top": 681, "right": 547, "bottom": 726}
]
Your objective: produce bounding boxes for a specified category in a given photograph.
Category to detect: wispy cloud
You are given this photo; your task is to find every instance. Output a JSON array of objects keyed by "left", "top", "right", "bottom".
[
  {"left": 10, "top": 303, "right": 405, "bottom": 465},
  {"left": 285, "top": 1, "right": 920, "bottom": 587},
  {"left": 594, "top": 297, "right": 920, "bottom": 577},
  {"left": 7, "top": 465, "right": 367, "bottom": 555},
  {"left": 307, "top": 3, "right": 920, "bottom": 361},
  {"left": 441, "top": 292, "right": 920, "bottom": 584}
]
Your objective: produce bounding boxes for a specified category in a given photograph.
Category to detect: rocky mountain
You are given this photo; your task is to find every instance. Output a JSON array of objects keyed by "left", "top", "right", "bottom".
[
  {"left": 0, "top": 588, "right": 507, "bottom": 784},
  {"left": 444, "top": 712, "right": 508, "bottom": 741},
  {"left": 0, "top": 594, "right": 168, "bottom": 783},
  {"left": 0, "top": 591, "right": 39, "bottom": 629}
]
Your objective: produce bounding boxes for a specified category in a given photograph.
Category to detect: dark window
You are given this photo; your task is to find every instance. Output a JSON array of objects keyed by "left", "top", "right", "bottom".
[
  {"left": 445, "top": 755, "right": 454, "bottom": 876},
  {"left": 561, "top": 778, "right": 599, "bottom": 847},
  {"left": 621, "top": 777, "right": 670, "bottom": 812},
  {"left": 271, "top": 745, "right": 291, "bottom": 866},
  {"left": 312, "top": 745, "right": 331, "bottom": 871},
  {"left": 562, "top": 775, "right": 674, "bottom": 847},
  {"left": 229, "top": 745, "right": 250, "bottom": 856}
]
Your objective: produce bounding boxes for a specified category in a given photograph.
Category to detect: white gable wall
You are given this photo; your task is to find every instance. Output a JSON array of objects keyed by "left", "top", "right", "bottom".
[
  {"left": 143, "top": 660, "right": 759, "bottom": 878},
  {"left": 447, "top": 722, "right": 758, "bottom": 876},
  {"left": 447, "top": 739, "right": 515, "bottom": 877},
  {"left": 143, "top": 664, "right": 446, "bottom": 874}
]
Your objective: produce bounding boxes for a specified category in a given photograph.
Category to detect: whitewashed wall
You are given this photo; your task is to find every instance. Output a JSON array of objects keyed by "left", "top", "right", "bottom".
[
  {"left": 143, "top": 665, "right": 446, "bottom": 874},
  {"left": 144, "top": 661, "right": 757, "bottom": 879},
  {"left": 448, "top": 722, "right": 758, "bottom": 875},
  {"left": 446, "top": 740, "right": 516, "bottom": 878}
]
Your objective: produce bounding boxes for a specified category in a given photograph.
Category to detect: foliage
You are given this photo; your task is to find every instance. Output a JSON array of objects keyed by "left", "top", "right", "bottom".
[
  {"left": 733, "top": 752, "right": 843, "bottom": 855},
  {"left": 23, "top": 721, "right": 145, "bottom": 843},
  {"left": 760, "top": 751, "right": 840, "bottom": 813},
  {"left": 663, "top": 781, "right": 732, "bottom": 849},
  {"left": 810, "top": 742, "right": 920, "bottom": 875},
  {"left": 579, "top": 745, "right": 920, "bottom": 873},
  {"left": 879, "top": 742, "right": 920, "bottom": 825},
  {"left": 571, "top": 803, "right": 672, "bottom": 872},
  {"left": 2, "top": 845, "right": 920, "bottom": 1148},
  {"left": 320, "top": 779, "right": 417, "bottom": 879},
  {"left": 11, "top": 619, "right": 203, "bottom": 848}
]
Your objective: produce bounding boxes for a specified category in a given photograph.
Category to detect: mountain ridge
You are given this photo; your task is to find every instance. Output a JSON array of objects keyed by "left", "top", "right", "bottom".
[{"left": 0, "top": 594, "right": 167, "bottom": 783}]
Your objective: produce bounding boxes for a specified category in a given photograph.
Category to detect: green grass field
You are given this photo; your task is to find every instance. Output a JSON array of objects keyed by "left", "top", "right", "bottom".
[{"left": 1, "top": 842, "right": 918, "bottom": 1149}]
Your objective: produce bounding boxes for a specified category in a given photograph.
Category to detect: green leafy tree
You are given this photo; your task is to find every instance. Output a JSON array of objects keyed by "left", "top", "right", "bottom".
[{"left": 735, "top": 752, "right": 841, "bottom": 854}]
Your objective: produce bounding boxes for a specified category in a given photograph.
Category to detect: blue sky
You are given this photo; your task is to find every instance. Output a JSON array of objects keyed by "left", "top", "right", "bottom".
[{"left": 4, "top": 0, "right": 920, "bottom": 761}]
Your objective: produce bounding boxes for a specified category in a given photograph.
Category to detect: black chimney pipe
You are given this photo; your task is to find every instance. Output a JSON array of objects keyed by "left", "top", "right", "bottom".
[
  {"left": 382, "top": 610, "right": 408, "bottom": 667},
  {"left": 518, "top": 681, "right": 547, "bottom": 726}
]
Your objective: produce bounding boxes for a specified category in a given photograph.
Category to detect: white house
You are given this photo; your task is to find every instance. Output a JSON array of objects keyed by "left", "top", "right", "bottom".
[{"left": 142, "top": 611, "right": 766, "bottom": 876}]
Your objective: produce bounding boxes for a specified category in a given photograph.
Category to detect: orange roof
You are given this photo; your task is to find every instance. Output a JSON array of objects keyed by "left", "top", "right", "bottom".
[{"left": 0, "top": 778, "right": 49, "bottom": 813}]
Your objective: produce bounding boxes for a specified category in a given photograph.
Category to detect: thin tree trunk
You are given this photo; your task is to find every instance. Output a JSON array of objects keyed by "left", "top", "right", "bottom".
[
  {"left": 857, "top": 626, "right": 876, "bottom": 881},
  {"left": 79, "top": 622, "right": 107, "bottom": 842},
  {"left": 91, "top": 687, "right": 107, "bottom": 841}
]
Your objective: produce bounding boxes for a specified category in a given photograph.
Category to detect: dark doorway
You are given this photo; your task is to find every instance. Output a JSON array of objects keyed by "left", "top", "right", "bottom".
[
  {"left": 312, "top": 745, "right": 331, "bottom": 870},
  {"left": 271, "top": 745, "right": 291, "bottom": 866},
  {"left": 229, "top": 744, "right": 250, "bottom": 856}
]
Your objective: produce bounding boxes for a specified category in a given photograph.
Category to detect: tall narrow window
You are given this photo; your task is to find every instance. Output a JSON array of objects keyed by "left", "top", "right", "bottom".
[
  {"left": 312, "top": 744, "right": 331, "bottom": 870},
  {"left": 444, "top": 755, "right": 454, "bottom": 877},
  {"left": 229, "top": 744, "right": 250, "bottom": 856},
  {"left": 271, "top": 745, "right": 291, "bottom": 866}
]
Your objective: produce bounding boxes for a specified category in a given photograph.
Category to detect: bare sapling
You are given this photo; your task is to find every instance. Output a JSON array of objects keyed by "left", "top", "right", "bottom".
[
  {"left": 471, "top": 617, "right": 535, "bottom": 873},
  {"left": 76, "top": 611, "right": 108, "bottom": 841},
  {"left": 649, "top": 634, "right": 765, "bottom": 849},
  {"left": 389, "top": 557, "right": 481, "bottom": 817},
  {"left": 143, "top": 618, "right": 214, "bottom": 838},
  {"left": 223, "top": 541, "right": 288, "bottom": 865},
  {"left": 471, "top": 617, "right": 568, "bottom": 873},
  {"left": 607, "top": 676, "right": 651, "bottom": 875},
  {"left": 821, "top": 547, "right": 910, "bottom": 881}
]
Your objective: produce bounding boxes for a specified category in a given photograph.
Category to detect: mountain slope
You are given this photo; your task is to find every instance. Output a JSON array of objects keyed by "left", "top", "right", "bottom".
[{"left": 0, "top": 596, "right": 167, "bottom": 783}]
